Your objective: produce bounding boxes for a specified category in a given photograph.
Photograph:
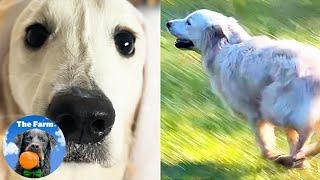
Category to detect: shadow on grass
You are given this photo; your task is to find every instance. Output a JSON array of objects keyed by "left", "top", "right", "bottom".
[
  {"left": 161, "top": 161, "right": 289, "bottom": 180},
  {"left": 162, "top": 161, "right": 242, "bottom": 179}
]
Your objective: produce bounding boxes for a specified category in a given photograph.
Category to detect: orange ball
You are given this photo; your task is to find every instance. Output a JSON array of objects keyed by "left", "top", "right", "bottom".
[{"left": 19, "top": 151, "right": 39, "bottom": 170}]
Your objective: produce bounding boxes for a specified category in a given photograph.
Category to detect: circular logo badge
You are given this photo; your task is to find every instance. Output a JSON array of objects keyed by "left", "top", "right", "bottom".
[{"left": 2, "top": 115, "right": 66, "bottom": 178}]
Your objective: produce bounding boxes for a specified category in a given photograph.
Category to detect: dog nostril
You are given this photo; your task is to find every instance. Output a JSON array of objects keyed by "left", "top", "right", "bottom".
[
  {"left": 166, "top": 22, "right": 172, "bottom": 28},
  {"left": 91, "top": 119, "right": 106, "bottom": 133},
  {"left": 31, "top": 144, "right": 39, "bottom": 149},
  {"left": 46, "top": 87, "right": 116, "bottom": 144},
  {"left": 57, "top": 114, "right": 75, "bottom": 132}
]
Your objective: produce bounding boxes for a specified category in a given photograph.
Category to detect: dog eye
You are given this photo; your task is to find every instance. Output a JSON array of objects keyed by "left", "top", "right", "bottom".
[
  {"left": 39, "top": 137, "right": 45, "bottom": 142},
  {"left": 25, "top": 137, "right": 32, "bottom": 142},
  {"left": 25, "top": 23, "right": 50, "bottom": 49},
  {"left": 114, "top": 30, "right": 136, "bottom": 57}
]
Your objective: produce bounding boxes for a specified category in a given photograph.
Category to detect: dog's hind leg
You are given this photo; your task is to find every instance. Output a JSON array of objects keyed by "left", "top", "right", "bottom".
[
  {"left": 299, "top": 142, "right": 320, "bottom": 158},
  {"left": 282, "top": 128, "right": 309, "bottom": 168},
  {"left": 289, "top": 127, "right": 313, "bottom": 168},
  {"left": 269, "top": 127, "right": 311, "bottom": 168},
  {"left": 296, "top": 122, "right": 320, "bottom": 159}
]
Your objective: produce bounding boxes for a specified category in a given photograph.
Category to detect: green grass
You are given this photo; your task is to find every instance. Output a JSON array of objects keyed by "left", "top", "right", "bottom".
[{"left": 161, "top": 0, "right": 320, "bottom": 179}]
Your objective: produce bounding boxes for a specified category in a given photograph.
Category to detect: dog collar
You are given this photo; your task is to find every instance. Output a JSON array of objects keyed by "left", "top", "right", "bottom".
[{"left": 22, "top": 168, "right": 43, "bottom": 178}]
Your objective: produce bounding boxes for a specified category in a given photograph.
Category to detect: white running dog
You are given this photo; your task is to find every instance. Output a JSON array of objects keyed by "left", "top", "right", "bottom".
[
  {"left": 0, "top": 0, "right": 160, "bottom": 179},
  {"left": 167, "top": 9, "right": 320, "bottom": 168}
]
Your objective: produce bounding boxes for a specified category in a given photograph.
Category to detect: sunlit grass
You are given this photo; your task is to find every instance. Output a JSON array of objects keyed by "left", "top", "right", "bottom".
[{"left": 161, "top": 0, "right": 320, "bottom": 179}]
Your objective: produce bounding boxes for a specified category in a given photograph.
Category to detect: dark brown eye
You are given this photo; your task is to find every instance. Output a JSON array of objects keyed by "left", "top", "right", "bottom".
[
  {"left": 24, "top": 136, "right": 32, "bottom": 142},
  {"left": 39, "top": 137, "right": 45, "bottom": 142},
  {"left": 25, "top": 23, "right": 49, "bottom": 49},
  {"left": 114, "top": 30, "right": 136, "bottom": 57}
]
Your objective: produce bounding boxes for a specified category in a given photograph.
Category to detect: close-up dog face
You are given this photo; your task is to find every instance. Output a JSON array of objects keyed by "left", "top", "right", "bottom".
[
  {"left": 8, "top": 0, "right": 146, "bottom": 166},
  {"left": 166, "top": 9, "right": 230, "bottom": 50},
  {"left": 14, "top": 129, "right": 56, "bottom": 162}
]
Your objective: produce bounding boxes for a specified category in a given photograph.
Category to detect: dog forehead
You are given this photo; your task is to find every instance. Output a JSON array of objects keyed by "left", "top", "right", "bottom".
[
  {"left": 25, "top": 129, "right": 47, "bottom": 138},
  {"left": 42, "top": 0, "right": 139, "bottom": 22},
  {"left": 27, "top": 0, "right": 144, "bottom": 39},
  {"left": 35, "top": 0, "right": 99, "bottom": 25},
  {"left": 189, "top": 9, "right": 227, "bottom": 26}
]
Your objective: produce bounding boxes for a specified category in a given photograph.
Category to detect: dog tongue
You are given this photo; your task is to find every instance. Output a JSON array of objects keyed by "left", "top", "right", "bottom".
[{"left": 175, "top": 39, "right": 194, "bottom": 49}]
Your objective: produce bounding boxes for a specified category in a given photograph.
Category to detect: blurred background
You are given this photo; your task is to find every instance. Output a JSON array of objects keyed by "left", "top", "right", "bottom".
[
  {"left": 161, "top": 0, "right": 320, "bottom": 179},
  {"left": 130, "top": 0, "right": 159, "bottom": 6},
  {"left": 129, "top": 0, "right": 160, "bottom": 31}
]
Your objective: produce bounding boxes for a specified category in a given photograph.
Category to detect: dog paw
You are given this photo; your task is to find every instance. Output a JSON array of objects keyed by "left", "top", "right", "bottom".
[
  {"left": 292, "top": 152, "right": 309, "bottom": 168},
  {"left": 292, "top": 158, "right": 309, "bottom": 169},
  {"left": 273, "top": 155, "right": 294, "bottom": 168},
  {"left": 293, "top": 151, "right": 306, "bottom": 160}
]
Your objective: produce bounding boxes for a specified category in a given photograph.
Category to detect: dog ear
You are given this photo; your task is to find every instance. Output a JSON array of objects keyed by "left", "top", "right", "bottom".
[
  {"left": 0, "top": 0, "right": 31, "bottom": 135},
  {"left": 213, "top": 25, "right": 227, "bottom": 39},
  {"left": 48, "top": 134, "right": 57, "bottom": 149},
  {"left": 203, "top": 25, "right": 228, "bottom": 42},
  {"left": 124, "top": 6, "right": 160, "bottom": 180},
  {"left": 210, "top": 17, "right": 250, "bottom": 44},
  {"left": 201, "top": 25, "right": 227, "bottom": 51},
  {"left": 14, "top": 133, "right": 24, "bottom": 148},
  {"left": 0, "top": 0, "right": 31, "bottom": 61}
]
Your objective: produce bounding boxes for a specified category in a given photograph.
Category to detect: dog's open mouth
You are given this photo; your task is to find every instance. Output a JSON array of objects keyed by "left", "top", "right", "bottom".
[{"left": 175, "top": 39, "right": 194, "bottom": 49}]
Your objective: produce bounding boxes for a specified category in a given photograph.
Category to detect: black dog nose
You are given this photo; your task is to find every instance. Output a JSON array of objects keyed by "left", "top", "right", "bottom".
[
  {"left": 166, "top": 21, "right": 172, "bottom": 28},
  {"left": 46, "top": 87, "right": 115, "bottom": 144},
  {"left": 30, "top": 144, "right": 39, "bottom": 151}
]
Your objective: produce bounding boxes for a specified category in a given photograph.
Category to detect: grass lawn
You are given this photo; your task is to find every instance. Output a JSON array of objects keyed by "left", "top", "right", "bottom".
[{"left": 161, "top": 0, "right": 320, "bottom": 179}]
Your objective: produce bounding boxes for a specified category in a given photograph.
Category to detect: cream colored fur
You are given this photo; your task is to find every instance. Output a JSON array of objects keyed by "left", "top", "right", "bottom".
[
  {"left": 168, "top": 9, "right": 320, "bottom": 168},
  {"left": 0, "top": 0, "right": 159, "bottom": 179}
]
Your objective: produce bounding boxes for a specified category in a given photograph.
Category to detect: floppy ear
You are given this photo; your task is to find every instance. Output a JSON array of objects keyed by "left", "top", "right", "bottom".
[
  {"left": 125, "top": 6, "right": 160, "bottom": 180},
  {"left": 0, "top": 1, "right": 39, "bottom": 179},
  {"left": 200, "top": 25, "right": 227, "bottom": 52},
  {"left": 0, "top": 0, "right": 31, "bottom": 132},
  {"left": 0, "top": 0, "right": 31, "bottom": 62},
  {"left": 213, "top": 25, "right": 227, "bottom": 39},
  {"left": 208, "top": 17, "right": 250, "bottom": 45},
  {"left": 14, "top": 133, "right": 24, "bottom": 148},
  {"left": 204, "top": 25, "right": 226, "bottom": 40},
  {"left": 48, "top": 134, "right": 57, "bottom": 149}
]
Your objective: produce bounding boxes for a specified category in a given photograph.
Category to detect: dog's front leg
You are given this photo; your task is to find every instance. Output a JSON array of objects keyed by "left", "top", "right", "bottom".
[
  {"left": 285, "top": 128, "right": 299, "bottom": 155},
  {"left": 251, "top": 119, "right": 292, "bottom": 167},
  {"left": 252, "top": 119, "right": 280, "bottom": 159}
]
